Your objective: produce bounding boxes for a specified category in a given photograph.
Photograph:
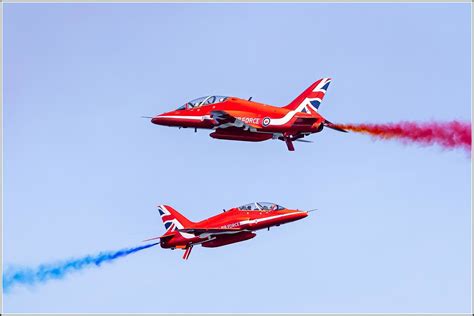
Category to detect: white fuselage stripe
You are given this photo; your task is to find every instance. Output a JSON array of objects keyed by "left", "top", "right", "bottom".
[
  {"left": 239, "top": 212, "right": 299, "bottom": 225},
  {"left": 157, "top": 115, "right": 205, "bottom": 121}
]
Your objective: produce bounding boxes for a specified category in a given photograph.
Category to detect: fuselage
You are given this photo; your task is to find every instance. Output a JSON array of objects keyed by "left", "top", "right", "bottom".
[
  {"left": 149, "top": 78, "right": 343, "bottom": 151},
  {"left": 151, "top": 97, "right": 325, "bottom": 136},
  {"left": 160, "top": 206, "right": 308, "bottom": 249}
]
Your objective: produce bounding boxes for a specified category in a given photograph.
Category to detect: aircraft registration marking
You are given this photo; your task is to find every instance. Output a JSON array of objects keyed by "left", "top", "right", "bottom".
[
  {"left": 237, "top": 117, "right": 260, "bottom": 125},
  {"left": 220, "top": 222, "right": 240, "bottom": 229}
]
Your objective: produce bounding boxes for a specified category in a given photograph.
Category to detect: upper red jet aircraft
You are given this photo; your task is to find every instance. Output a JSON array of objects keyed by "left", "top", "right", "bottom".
[
  {"left": 150, "top": 78, "right": 346, "bottom": 151},
  {"left": 145, "top": 202, "right": 310, "bottom": 260}
]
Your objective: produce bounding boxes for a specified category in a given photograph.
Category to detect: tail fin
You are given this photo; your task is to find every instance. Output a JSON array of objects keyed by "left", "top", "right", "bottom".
[
  {"left": 157, "top": 205, "right": 194, "bottom": 233},
  {"left": 284, "top": 78, "right": 332, "bottom": 113}
]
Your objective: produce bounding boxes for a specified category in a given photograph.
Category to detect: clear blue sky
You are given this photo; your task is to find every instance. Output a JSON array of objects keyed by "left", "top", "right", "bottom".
[{"left": 4, "top": 3, "right": 471, "bottom": 313}]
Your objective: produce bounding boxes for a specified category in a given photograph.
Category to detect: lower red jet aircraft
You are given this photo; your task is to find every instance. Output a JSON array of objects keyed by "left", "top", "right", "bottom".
[
  {"left": 149, "top": 78, "right": 346, "bottom": 151},
  {"left": 145, "top": 202, "right": 310, "bottom": 260}
]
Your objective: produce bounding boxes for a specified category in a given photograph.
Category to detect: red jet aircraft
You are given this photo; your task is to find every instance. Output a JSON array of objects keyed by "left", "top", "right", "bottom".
[
  {"left": 150, "top": 78, "right": 346, "bottom": 151},
  {"left": 145, "top": 202, "right": 310, "bottom": 260}
]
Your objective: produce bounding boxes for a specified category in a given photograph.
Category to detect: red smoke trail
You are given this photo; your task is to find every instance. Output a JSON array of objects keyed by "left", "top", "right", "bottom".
[{"left": 334, "top": 121, "right": 471, "bottom": 152}]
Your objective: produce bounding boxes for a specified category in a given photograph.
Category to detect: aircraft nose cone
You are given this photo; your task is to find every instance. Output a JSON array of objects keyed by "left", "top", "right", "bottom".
[
  {"left": 151, "top": 114, "right": 168, "bottom": 125},
  {"left": 298, "top": 211, "right": 309, "bottom": 219},
  {"left": 287, "top": 211, "right": 308, "bottom": 222},
  {"left": 280, "top": 211, "right": 308, "bottom": 225}
]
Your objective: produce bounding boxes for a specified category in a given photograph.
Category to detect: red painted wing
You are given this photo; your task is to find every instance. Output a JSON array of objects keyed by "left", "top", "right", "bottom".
[
  {"left": 210, "top": 110, "right": 260, "bottom": 130},
  {"left": 178, "top": 228, "right": 242, "bottom": 235}
]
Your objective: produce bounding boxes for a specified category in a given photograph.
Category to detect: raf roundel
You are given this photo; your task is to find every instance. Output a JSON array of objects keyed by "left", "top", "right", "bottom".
[{"left": 262, "top": 117, "right": 271, "bottom": 127}]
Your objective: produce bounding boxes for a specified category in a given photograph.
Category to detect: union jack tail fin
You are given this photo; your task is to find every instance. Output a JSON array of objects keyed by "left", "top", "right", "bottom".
[
  {"left": 284, "top": 78, "right": 332, "bottom": 113},
  {"left": 157, "top": 205, "right": 194, "bottom": 233}
]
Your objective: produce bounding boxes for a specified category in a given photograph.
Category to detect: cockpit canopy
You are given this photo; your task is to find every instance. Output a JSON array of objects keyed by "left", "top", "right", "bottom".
[
  {"left": 177, "top": 95, "right": 228, "bottom": 110},
  {"left": 237, "top": 202, "right": 285, "bottom": 211}
]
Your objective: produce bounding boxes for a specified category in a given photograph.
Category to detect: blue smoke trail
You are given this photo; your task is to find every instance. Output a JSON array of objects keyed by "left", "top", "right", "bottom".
[{"left": 3, "top": 242, "right": 159, "bottom": 292}]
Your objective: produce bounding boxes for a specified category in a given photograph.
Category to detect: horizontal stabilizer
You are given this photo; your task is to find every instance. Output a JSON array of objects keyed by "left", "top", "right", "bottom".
[
  {"left": 142, "top": 236, "right": 161, "bottom": 242},
  {"left": 143, "top": 234, "right": 174, "bottom": 242},
  {"left": 323, "top": 120, "right": 348, "bottom": 133}
]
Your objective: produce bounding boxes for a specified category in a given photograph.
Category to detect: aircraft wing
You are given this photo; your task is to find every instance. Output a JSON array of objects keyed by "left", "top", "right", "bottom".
[
  {"left": 210, "top": 110, "right": 260, "bottom": 131},
  {"left": 177, "top": 227, "right": 242, "bottom": 235}
]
